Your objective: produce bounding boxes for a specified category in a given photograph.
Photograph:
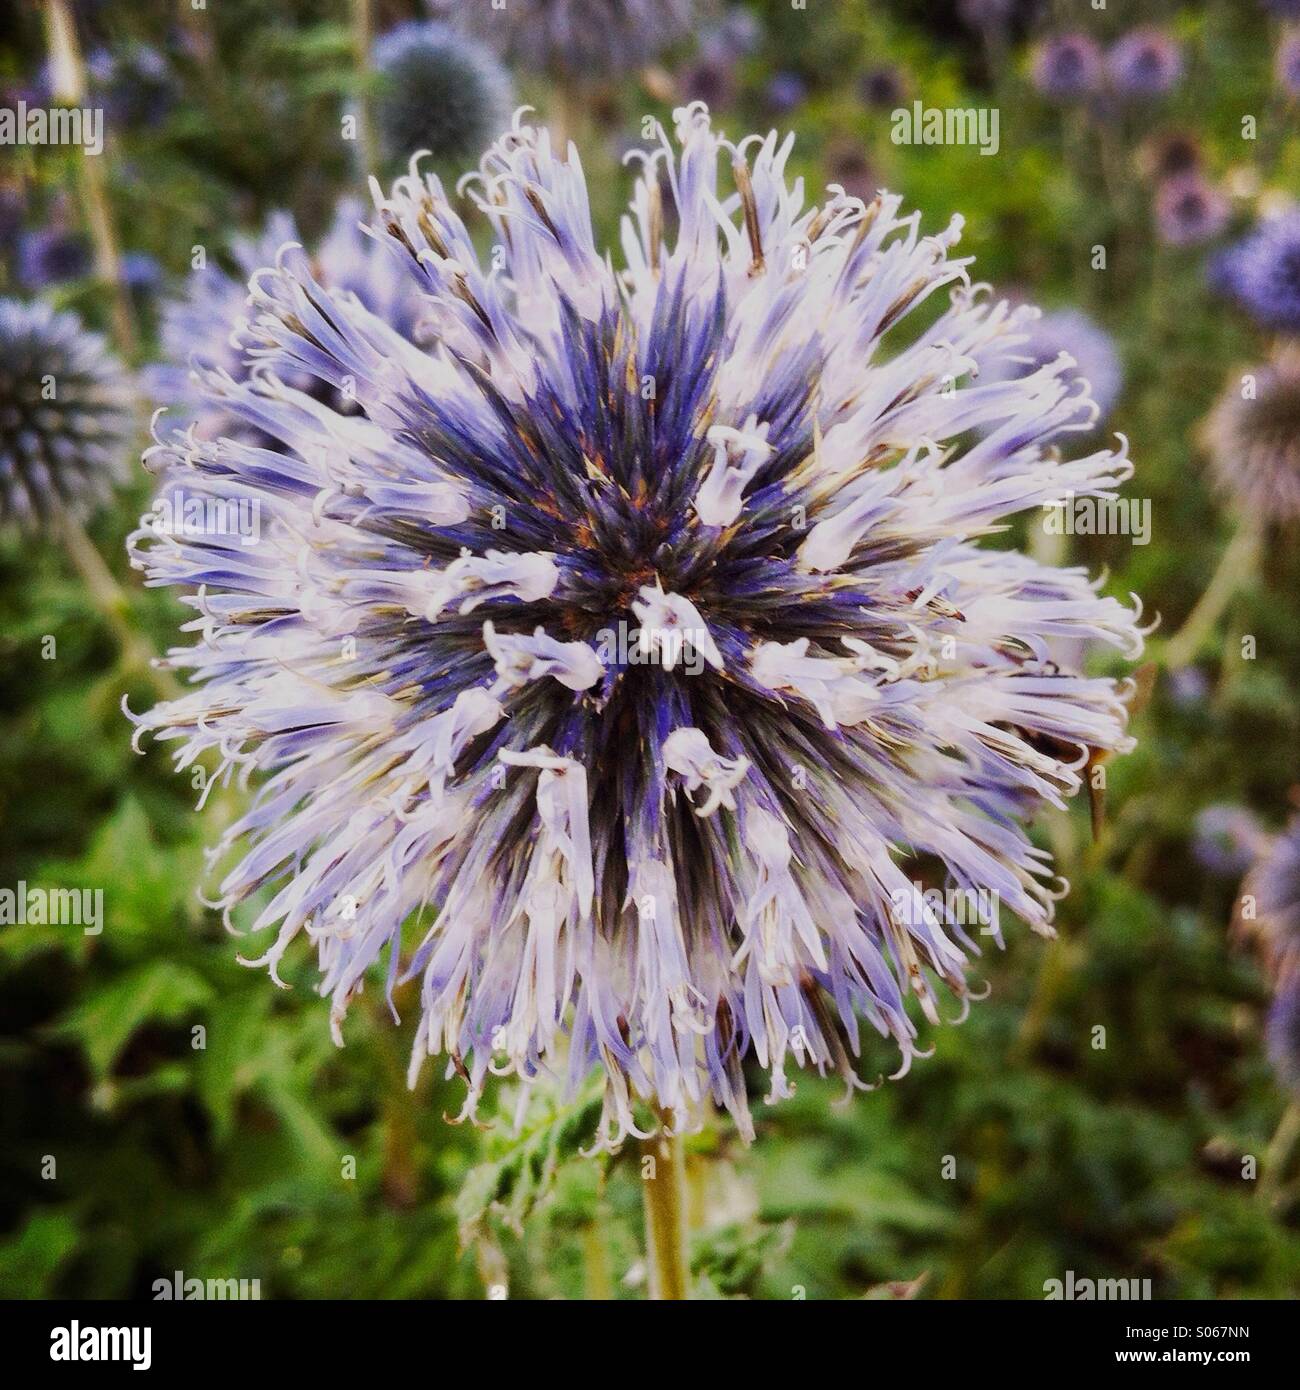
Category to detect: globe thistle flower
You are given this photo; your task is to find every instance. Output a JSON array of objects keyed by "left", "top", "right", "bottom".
[
  {"left": 152, "top": 200, "right": 425, "bottom": 441},
  {"left": 87, "top": 43, "right": 177, "bottom": 132},
  {"left": 127, "top": 105, "right": 1144, "bottom": 1147},
  {"left": 1107, "top": 28, "right": 1183, "bottom": 100},
  {"left": 979, "top": 308, "right": 1123, "bottom": 424},
  {"left": 1212, "top": 211, "right": 1300, "bottom": 335},
  {"left": 0, "top": 297, "right": 135, "bottom": 529},
  {"left": 859, "top": 66, "right": 908, "bottom": 111},
  {"left": 371, "top": 22, "right": 511, "bottom": 168},
  {"left": 434, "top": 0, "right": 695, "bottom": 80},
  {"left": 1154, "top": 175, "right": 1229, "bottom": 248},
  {"left": 1251, "top": 819, "right": 1300, "bottom": 963},
  {"left": 765, "top": 72, "right": 807, "bottom": 115},
  {"left": 17, "top": 226, "right": 92, "bottom": 290},
  {"left": 1276, "top": 30, "right": 1300, "bottom": 99},
  {"left": 1266, "top": 974, "right": 1300, "bottom": 1095},
  {"left": 1202, "top": 350, "right": 1300, "bottom": 524},
  {"left": 1137, "top": 129, "right": 1203, "bottom": 182},
  {"left": 958, "top": 0, "right": 1014, "bottom": 30},
  {"left": 1193, "top": 804, "right": 1264, "bottom": 877},
  {"left": 1031, "top": 33, "right": 1104, "bottom": 102}
]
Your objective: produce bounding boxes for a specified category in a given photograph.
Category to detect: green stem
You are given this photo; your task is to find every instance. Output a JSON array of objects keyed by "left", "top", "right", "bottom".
[
  {"left": 55, "top": 503, "right": 179, "bottom": 700},
  {"left": 1259, "top": 1101, "right": 1300, "bottom": 1206},
  {"left": 1162, "top": 520, "right": 1261, "bottom": 670},
  {"left": 350, "top": 0, "right": 380, "bottom": 177},
  {"left": 639, "top": 1113, "right": 689, "bottom": 1301},
  {"left": 43, "top": 0, "right": 138, "bottom": 359}
]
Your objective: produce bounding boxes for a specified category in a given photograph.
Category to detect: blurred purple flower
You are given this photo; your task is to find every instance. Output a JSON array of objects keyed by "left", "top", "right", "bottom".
[
  {"left": 1266, "top": 975, "right": 1300, "bottom": 1094},
  {"left": 1107, "top": 28, "right": 1183, "bottom": 99},
  {"left": 1262, "top": 0, "right": 1300, "bottom": 16},
  {"left": 1276, "top": 30, "right": 1300, "bottom": 97},
  {"left": 17, "top": 227, "right": 92, "bottom": 289},
  {"left": 981, "top": 308, "right": 1123, "bottom": 423},
  {"left": 1031, "top": 33, "right": 1104, "bottom": 102},
  {"left": 1167, "top": 665, "right": 1210, "bottom": 709},
  {"left": 1194, "top": 804, "right": 1264, "bottom": 877},
  {"left": 1213, "top": 210, "right": 1300, "bottom": 335},
  {"left": 1155, "top": 175, "right": 1229, "bottom": 247},
  {"left": 1203, "top": 349, "right": 1300, "bottom": 524},
  {"left": 87, "top": 43, "right": 177, "bottom": 131},
  {"left": 859, "top": 66, "right": 908, "bottom": 110},
  {"left": 958, "top": 0, "right": 1015, "bottom": 28},
  {"left": 712, "top": 7, "right": 762, "bottom": 59},
  {"left": 765, "top": 71, "right": 807, "bottom": 114}
]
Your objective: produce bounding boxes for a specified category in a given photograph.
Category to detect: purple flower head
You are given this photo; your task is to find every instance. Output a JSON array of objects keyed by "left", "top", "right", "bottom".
[
  {"left": 958, "top": 0, "right": 1015, "bottom": 28},
  {"left": 1213, "top": 210, "right": 1300, "bottom": 335},
  {"left": 152, "top": 200, "right": 426, "bottom": 441},
  {"left": 1193, "top": 804, "right": 1264, "bottom": 877},
  {"left": 1266, "top": 975, "right": 1300, "bottom": 1095},
  {"left": 17, "top": 226, "right": 92, "bottom": 289},
  {"left": 87, "top": 43, "right": 177, "bottom": 131},
  {"left": 432, "top": 0, "right": 696, "bottom": 79},
  {"left": 371, "top": 22, "right": 511, "bottom": 167},
  {"left": 1262, "top": 0, "right": 1300, "bottom": 16},
  {"left": 1203, "top": 349, "right": 1300, "bottom": 524},
  {"left": 1277, "top": 30, "right": 1300, "bottom": 98},
  {"left": 1139, "top": 129, "right": 1203, "bottom": 181},
  {"left": 1031, "top": 33, "right": 1104, "bottom": 102},
  {"left": 980, "top": 308, "right": 1123, "bottom": 424},
  {"left": 1166, "top": 664, "right": 1210, "bottom": 709},
  {"left": 127, "top": 105, "right": 1144, "bottom": 1147},
  {"left": 1107, "top": 28, "right": 1183, "bottom": 100},
  {"left": 765, "top": 71, "right": 807, "bottom": 114},
  {"left": 1155, "top": 175, "right": 1229, "bottom": 248},
  {"left": 0, "top": 298, "right": 135, "bottom": 530},
  {"left": 711, "top": 8, "right": 762, "bottom": 60},
  {"left": 1248, "top": 815, "right": 1300, "bottom": 976},
  {"left": 859, "top": 66, "right": 908, "bottom": 110}
]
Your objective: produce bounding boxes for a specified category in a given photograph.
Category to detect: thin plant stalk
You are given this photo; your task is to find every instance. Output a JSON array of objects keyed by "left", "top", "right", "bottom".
[
  {"left": 1259, "top": 1100, "right": 1300, "bottom": 1206},
  {"left": 54, "top": 500, "right": 179, "bottom": 700},
  {"left": 1163, "top": 520, "right": 1261, "bottom": 670},
  {"left": 639, "top": 1111, "right": 689, "bottom": 1300},
  {"left": 350, "top": 0, "right": 380, "bottom": 177},
  {"left": 43, "top": 0, "right": 138, "bottom": 359}
]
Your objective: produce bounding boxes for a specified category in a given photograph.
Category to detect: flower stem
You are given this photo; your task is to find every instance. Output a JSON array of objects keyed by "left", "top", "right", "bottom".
[
  {"left": 43, "top": 0, "right": 138, "bottom": 359},
  {"left": 1259, "top": 1101, "right": 1300, "bottom": 1206},
  {"left": 349, "top": 0, "right": 380, "bottom": 178},
  {"left": 1162, "top": 520, "right": 1261, "bottom": 670},
  {"left": 639, "top": 1112, "right": 689, "bottom": 1301},
  {"left": 54, "top": 502, "right": 180, "bottom": 700}
]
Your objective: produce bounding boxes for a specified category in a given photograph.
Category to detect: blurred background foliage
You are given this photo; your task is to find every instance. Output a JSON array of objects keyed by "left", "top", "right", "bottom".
[{"left": 1, "top": 0, "right": 1298, "bottom": 1299}]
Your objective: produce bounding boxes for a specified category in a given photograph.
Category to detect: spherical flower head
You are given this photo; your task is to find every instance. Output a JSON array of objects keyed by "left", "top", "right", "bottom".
[
  {"left": 1277, "top": 30, "right": 1300, "bottom": 98},
  {"left": 1107, "top": 28, "right": 1183, "bottom": 100},
  {"left": 1245, "top": 816, "right": 1300, "bottom": 976},
  {"left": 979, "top": 308, "right": 1123, "bottom": 424},
  {"left": 859, "top": 66, "right": 908, "bottom": 110},
  {"left": 1193, "top": 803, "right": 1264, "bottom": 877},
  {"left": 765, "top": 71, "right": 807, "bottom": 114},
  {"left": 958, "top": 0, "right": 1014, "bottom": 29},
  {"left": 1155, "top": 175, "right": 1229, "bottom": 248},
  {"left": 0, "top": 297, "right": 135, "bottom": 530},
  {"left": 87, "top": 43, "right": 177, "bottom": 131},
  {"left": 1203, "top": 350, "right": 1300, "bottom": 524},
  {"left": 151, "top": 200, "right": 426, "bottom": 441},
  {"left": 1266, "top": 974, "right": 1300, "bottom": 1095},
  {"left": 17, "top": 226, "right": 92, "bottom": 290},
  {"left": 1138, "top": 129, "right": 1203, "bottom": 182},
  {"left": 1031, "top": 33, "right": 1104, "bottom": 102},
  {"left": 434, "top": 0, "right": 696, "bottom": 80},
  {"left": 1213, "top": 210, "right": 1300, "bottom": 335},
  {"left": 371, "top": 21, "right": 511, "bottom": 168},
  {"left": 127, "top": 104, "right": 1145, "bottom": 1148}
]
